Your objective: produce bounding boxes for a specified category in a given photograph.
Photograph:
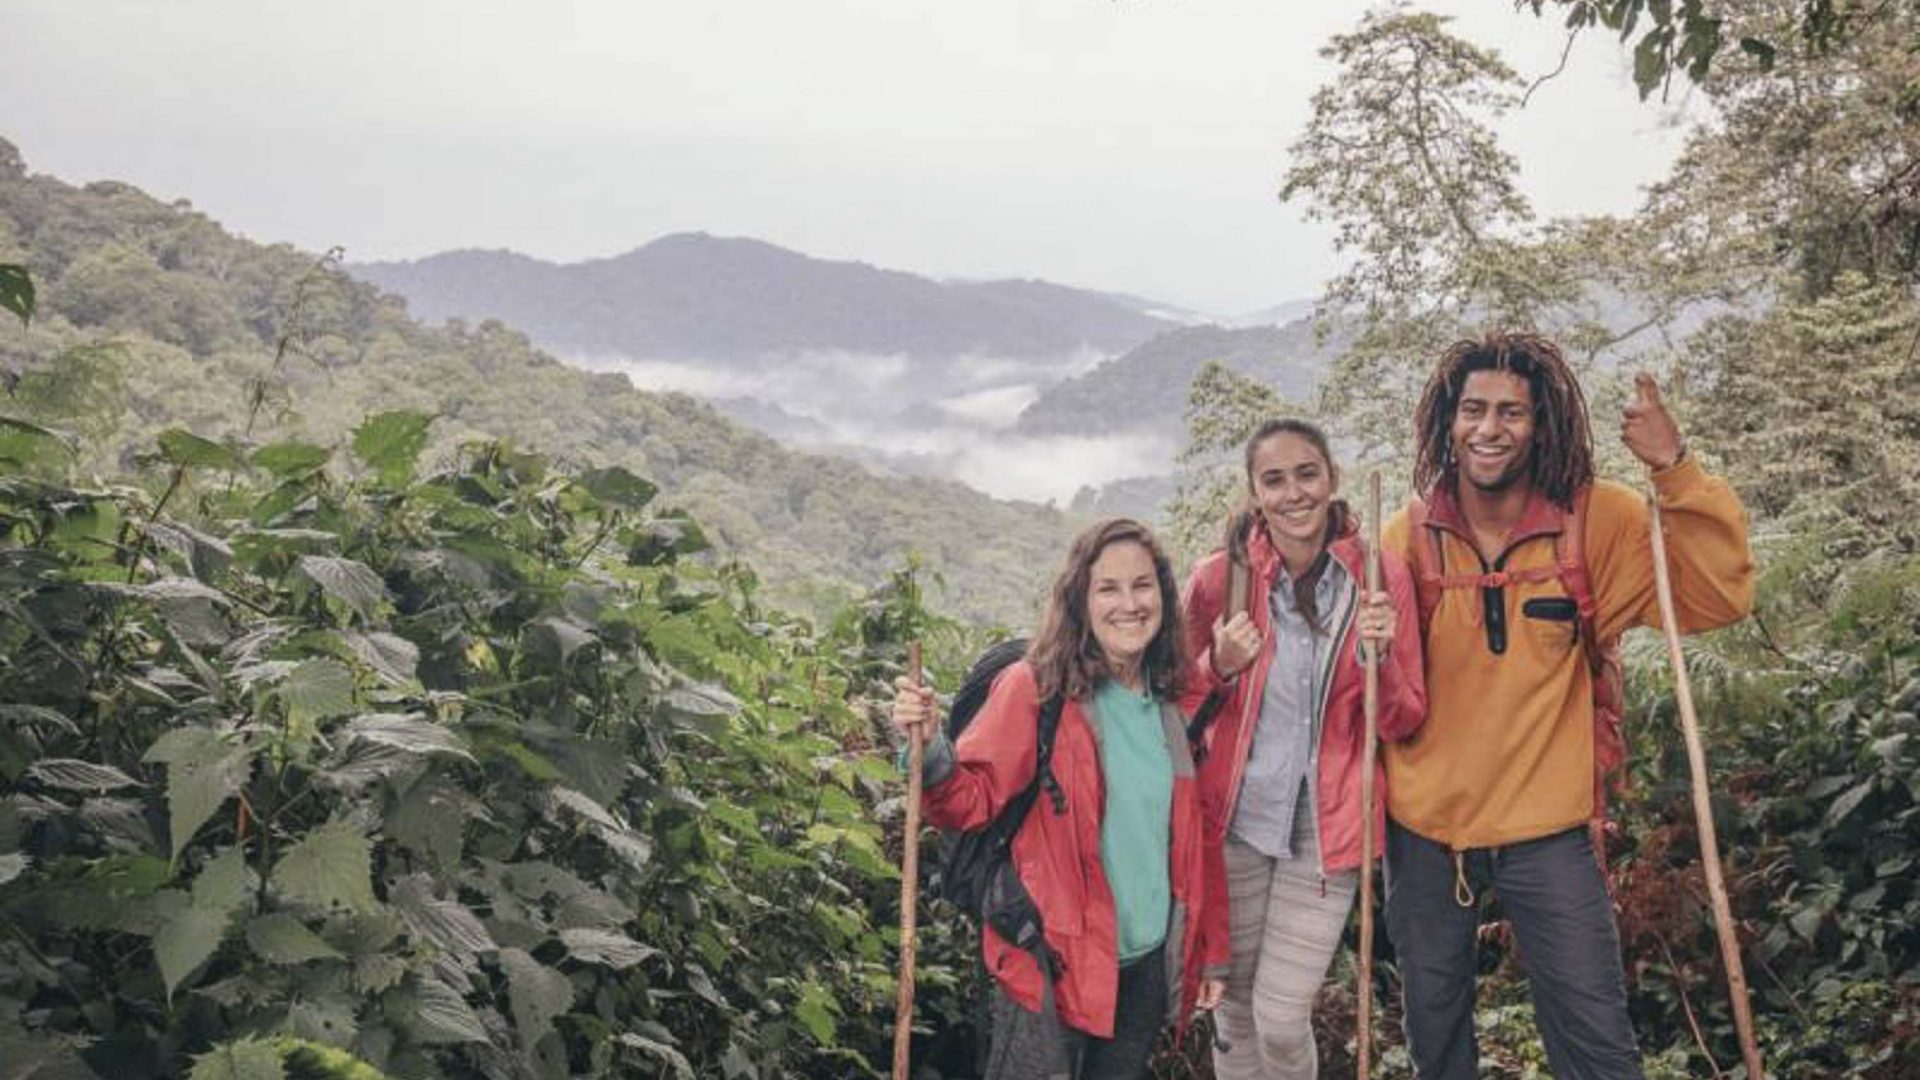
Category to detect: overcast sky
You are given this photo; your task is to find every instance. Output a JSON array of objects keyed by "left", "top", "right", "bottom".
[{"left": 2, "top": 0, "right": 1697, "bottom": 315}]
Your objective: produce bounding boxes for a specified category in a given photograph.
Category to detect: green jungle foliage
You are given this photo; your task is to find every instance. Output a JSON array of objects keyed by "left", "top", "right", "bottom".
[
  {"left": 0, "top": 407, "right": 990, "bottom": 1079},
  {"left": 0, "top": 143, "right": 1075, "bottom": 627}
]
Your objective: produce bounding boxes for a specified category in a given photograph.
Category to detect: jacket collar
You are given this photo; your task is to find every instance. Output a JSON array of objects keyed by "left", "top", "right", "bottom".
[{"left": 1421, "top": 481, "right": 1567, "bottom": 552}]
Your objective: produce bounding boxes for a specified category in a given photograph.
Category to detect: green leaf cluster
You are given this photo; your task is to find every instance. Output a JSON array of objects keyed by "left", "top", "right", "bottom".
[{"left": 0, "top": 414, "right": 954, "bottom": 1078}]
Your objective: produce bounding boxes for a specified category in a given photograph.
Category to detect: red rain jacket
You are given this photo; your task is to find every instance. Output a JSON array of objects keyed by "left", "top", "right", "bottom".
[{"left": 921, "top": 660, "right": 1228, "bottom": 1038}]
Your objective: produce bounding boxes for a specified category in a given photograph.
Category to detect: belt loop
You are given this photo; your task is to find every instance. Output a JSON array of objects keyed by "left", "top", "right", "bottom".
[{"left": 1452, "top": 851, "right": 1475, "bottom": 908}]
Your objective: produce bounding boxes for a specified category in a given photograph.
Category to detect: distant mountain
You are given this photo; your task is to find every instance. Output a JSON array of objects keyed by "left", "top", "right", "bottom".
[
  {"left": 1014, "top": 321, "right": 1338, "bottom": 439},
  {"left": 351, "top": 234, "right": 1175, "bottom": 363}
]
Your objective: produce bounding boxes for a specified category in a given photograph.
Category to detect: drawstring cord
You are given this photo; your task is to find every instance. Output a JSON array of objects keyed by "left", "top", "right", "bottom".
[{"left": 1453, "top": 851, "right": 1476, "bottom": 908}]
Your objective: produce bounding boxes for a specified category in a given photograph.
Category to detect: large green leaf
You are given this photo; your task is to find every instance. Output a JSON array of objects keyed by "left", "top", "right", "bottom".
[
  {"left": 521, "top": 617, "right": 598, "bottom": 668},
  {"left": 402, "top": 976, "right": 489, "bottom": 1045},
  {"left": 154, "top": 903, "right": 230, "bottom": 1001},
  {"left": 500, "top": 947, "right": 572, "bottom": 1048},
  {"left": 559, "top": 928, "right": 656, "bottom": 970},
  {"left": 250, "top": 440, "right": 332, "bottom": 478},
  {"left": 27, "top": 758, "right": 142, "bottom": 792},
  {"left": 0, "top": 262, "right": 33, "bottom": 325},
  {"left": 144, "top": 521, "right": 235, "bottom": 582},
  {"left": 158, "top": 429, "right": 245, "bottom": 471},
  {"left": 385, "top": 774, "right": 472, "bottom": 868},
  {"left": 288, "top": 996, "right": 359, "bottom": 1049},
  {"left": 246, "top": 912, "right": 344, "bottom": 964},
  {"left": 192, "top": 846, "right": 255, "bottom": 915},
  {"left": 616, "top": 1033, "right": 694, "bottom": 1079},
  {"left": 279, "top": 658, "right": 356, "bottom": 737},
  {"left": 792, "top": 980, "right": 839, "bottom": 1046},
  {"left": 0, "top": 414, "right": 77, "bottom": 470},
  {"left": 344, "top": 713, "right": 472, "bottom": 762},
  {"left": 295, "top": 556, "right": 389, "bottom": 621},
  {"left": 188, "top": 1037, "right": 287, "bottom": 1080},
  {"left": 391, "top": 875, "right": 496, "bottom": 958},
  {"left": 350, "top": 410, "right": 432, "bottom": 487},
  {"left": 270, "top": 820, "right": 376, "bottom": 914},
  {"left": 577, "top": 466, "right": 658, "bottom": 510},
  {"left": 340, "top": 629, "right": 419, "bottom": 686},
  {"left": 0, "top": 703, "right": 80, "bottom": 736},
  {"left": 145, "top": 726, "right": 256, "bottom": 861},
  {"left": 151, "top": 847, "right": 253, "bottom": 1000},
  {"left": 548, "top": 786, "right": 621, "bottom": 832}
]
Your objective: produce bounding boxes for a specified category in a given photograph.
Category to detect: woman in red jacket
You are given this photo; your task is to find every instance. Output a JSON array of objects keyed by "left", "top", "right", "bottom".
[
  {"left": 893, "top": 518, "right": 1228, "bottom": 1080},
  {"left": 1182, "top": 419, "right": 1426, "bottom": 1079}
]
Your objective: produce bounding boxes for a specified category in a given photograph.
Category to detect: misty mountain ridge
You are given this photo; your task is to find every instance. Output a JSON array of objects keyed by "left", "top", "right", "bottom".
[
  {"left": 352, "top": 232, "right": 1333, "bottom": 507},
  {"left": 351, "top": 233, "right": 1177, "bottom": 365}
]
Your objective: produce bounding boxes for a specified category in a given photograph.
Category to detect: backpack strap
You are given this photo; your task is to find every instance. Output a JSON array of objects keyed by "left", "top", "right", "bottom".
[
  {"left": 1034, "top": 695, "right": 1067, "bottom": 814},
  {"left": 1552, "top": 486, "right": 1607, "bottom": 678},
  {"left": 1227, "top": 552, "right": 1251, "bottom": 622}
]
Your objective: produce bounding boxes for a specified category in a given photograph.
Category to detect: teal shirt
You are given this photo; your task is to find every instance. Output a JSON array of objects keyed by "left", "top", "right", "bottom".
[{"left": 1091, "top": 680, "right": 1173, "bottom": 962}]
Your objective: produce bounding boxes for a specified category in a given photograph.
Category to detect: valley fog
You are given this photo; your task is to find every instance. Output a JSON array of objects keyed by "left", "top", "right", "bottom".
[{"left": 577, "top": 350, "right": 1176, "bottom": 507}]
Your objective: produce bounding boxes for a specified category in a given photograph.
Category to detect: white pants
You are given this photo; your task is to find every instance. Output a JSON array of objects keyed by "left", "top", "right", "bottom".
[{"left": 1212, "top": 796, "right": 1358, "bottom": 1080}]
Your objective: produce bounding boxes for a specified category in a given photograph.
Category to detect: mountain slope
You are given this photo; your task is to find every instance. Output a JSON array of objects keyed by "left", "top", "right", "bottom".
[
  {"left": 351, "top": 234, "right": 1174, "bottom": 363},
  {"left": 1014, "top": 321, "right": 1336, "bottom": 439},
  {"left": 0, "top": 142, "right": 1073, "bottom": 624}
]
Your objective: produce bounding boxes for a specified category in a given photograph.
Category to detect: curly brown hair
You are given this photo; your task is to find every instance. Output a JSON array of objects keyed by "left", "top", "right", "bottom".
[
  {"left": 1412, "top": 331, "right": 1596, "bottom": 509},
  {"left": 1026, "top": 518, "right": 1187, "bottom": 703}
]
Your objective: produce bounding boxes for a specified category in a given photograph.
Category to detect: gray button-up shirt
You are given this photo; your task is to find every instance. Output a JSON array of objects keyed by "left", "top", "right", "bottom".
[{"left": 1228, "top": 555, "right": 1353, "bottom": 860}]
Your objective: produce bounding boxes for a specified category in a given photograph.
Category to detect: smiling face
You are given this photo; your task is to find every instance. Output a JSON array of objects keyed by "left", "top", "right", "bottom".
[
  {"left": 1249, "top": 431, "right": 1337, "bottom": 553},
  {"left": 1451, "top": 369, "right": 1537, "bottom": 495},
  {"left": 1085, "top": 539, "right": 1163, "bottom": 677}
]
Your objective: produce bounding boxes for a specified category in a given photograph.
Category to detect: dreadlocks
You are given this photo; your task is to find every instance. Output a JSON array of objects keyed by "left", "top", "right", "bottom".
[{"left": 1412, "top": 331, "right": 1595, "bottom": 509}]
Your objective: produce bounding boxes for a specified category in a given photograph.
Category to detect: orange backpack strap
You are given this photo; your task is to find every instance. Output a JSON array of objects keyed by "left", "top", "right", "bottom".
[
  {"left": 1405, "top": 497, "right": 1442, "bottom": 630},
  {"left": 1553, "top": 485, "right": 1629, "bottom": 874}
]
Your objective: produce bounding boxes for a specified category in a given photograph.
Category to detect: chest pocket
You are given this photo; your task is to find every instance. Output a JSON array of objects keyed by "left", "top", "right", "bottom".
[{"left": 1519, "top": 591, "right": 1580, "bottom": 656}]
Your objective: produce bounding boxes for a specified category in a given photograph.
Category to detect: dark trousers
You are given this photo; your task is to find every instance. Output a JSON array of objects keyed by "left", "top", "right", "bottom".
[
  {"left": 1384, "top": 821, "right": 1644, "bottom": 1080},
  {"left": 983, "top": 943, "right": 1168, "bottom": 1080}
]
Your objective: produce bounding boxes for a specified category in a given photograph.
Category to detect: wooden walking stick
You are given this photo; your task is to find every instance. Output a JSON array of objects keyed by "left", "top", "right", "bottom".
[
  {"left": 1648, "top": 500, "right": 1765, "bottom": 1079},
  {"left": 892, "top": 641, "right": 925, "bottom": 1080},
  {"left": 1356, "top": 470, "right": 1383, "bottom": 1078}
]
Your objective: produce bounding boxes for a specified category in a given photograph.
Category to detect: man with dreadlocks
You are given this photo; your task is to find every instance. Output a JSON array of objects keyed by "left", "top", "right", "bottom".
[{"left": 1380, "top": 331, "right": 1754, "bottom": 1080}]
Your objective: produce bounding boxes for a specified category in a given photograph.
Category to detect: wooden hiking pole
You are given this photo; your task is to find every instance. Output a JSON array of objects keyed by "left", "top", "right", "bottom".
[
  {"left": 1356, "top": 471, "right": 1383, "bottom": 1078},
  {"left": 1648, "top": 499, "right": 1765, "bottom": 1079},
  {"left": 891, "top": 642, "right": 925, "bottom": 1080}
]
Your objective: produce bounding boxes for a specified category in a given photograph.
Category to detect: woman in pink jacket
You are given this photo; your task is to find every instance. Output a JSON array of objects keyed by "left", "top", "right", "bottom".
[{"left": 1183, "top": 419, "right": 1426, "bottom": 1079}]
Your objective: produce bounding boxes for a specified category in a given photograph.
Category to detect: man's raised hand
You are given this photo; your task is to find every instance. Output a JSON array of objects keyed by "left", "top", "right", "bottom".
[{"left": 1621, "top": 372, "right": 1686, "bottom": 471}]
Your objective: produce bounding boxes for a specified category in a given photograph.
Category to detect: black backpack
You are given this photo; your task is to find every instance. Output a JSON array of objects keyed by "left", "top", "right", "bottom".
[{"left": 929, "top": 638, "right": 1065, "bottom": 956}]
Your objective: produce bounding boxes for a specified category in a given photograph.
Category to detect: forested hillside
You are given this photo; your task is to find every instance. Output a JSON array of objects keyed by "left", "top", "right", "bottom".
[{"left": 0, "top": 141, "right": 1077, "bottom": 625}]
